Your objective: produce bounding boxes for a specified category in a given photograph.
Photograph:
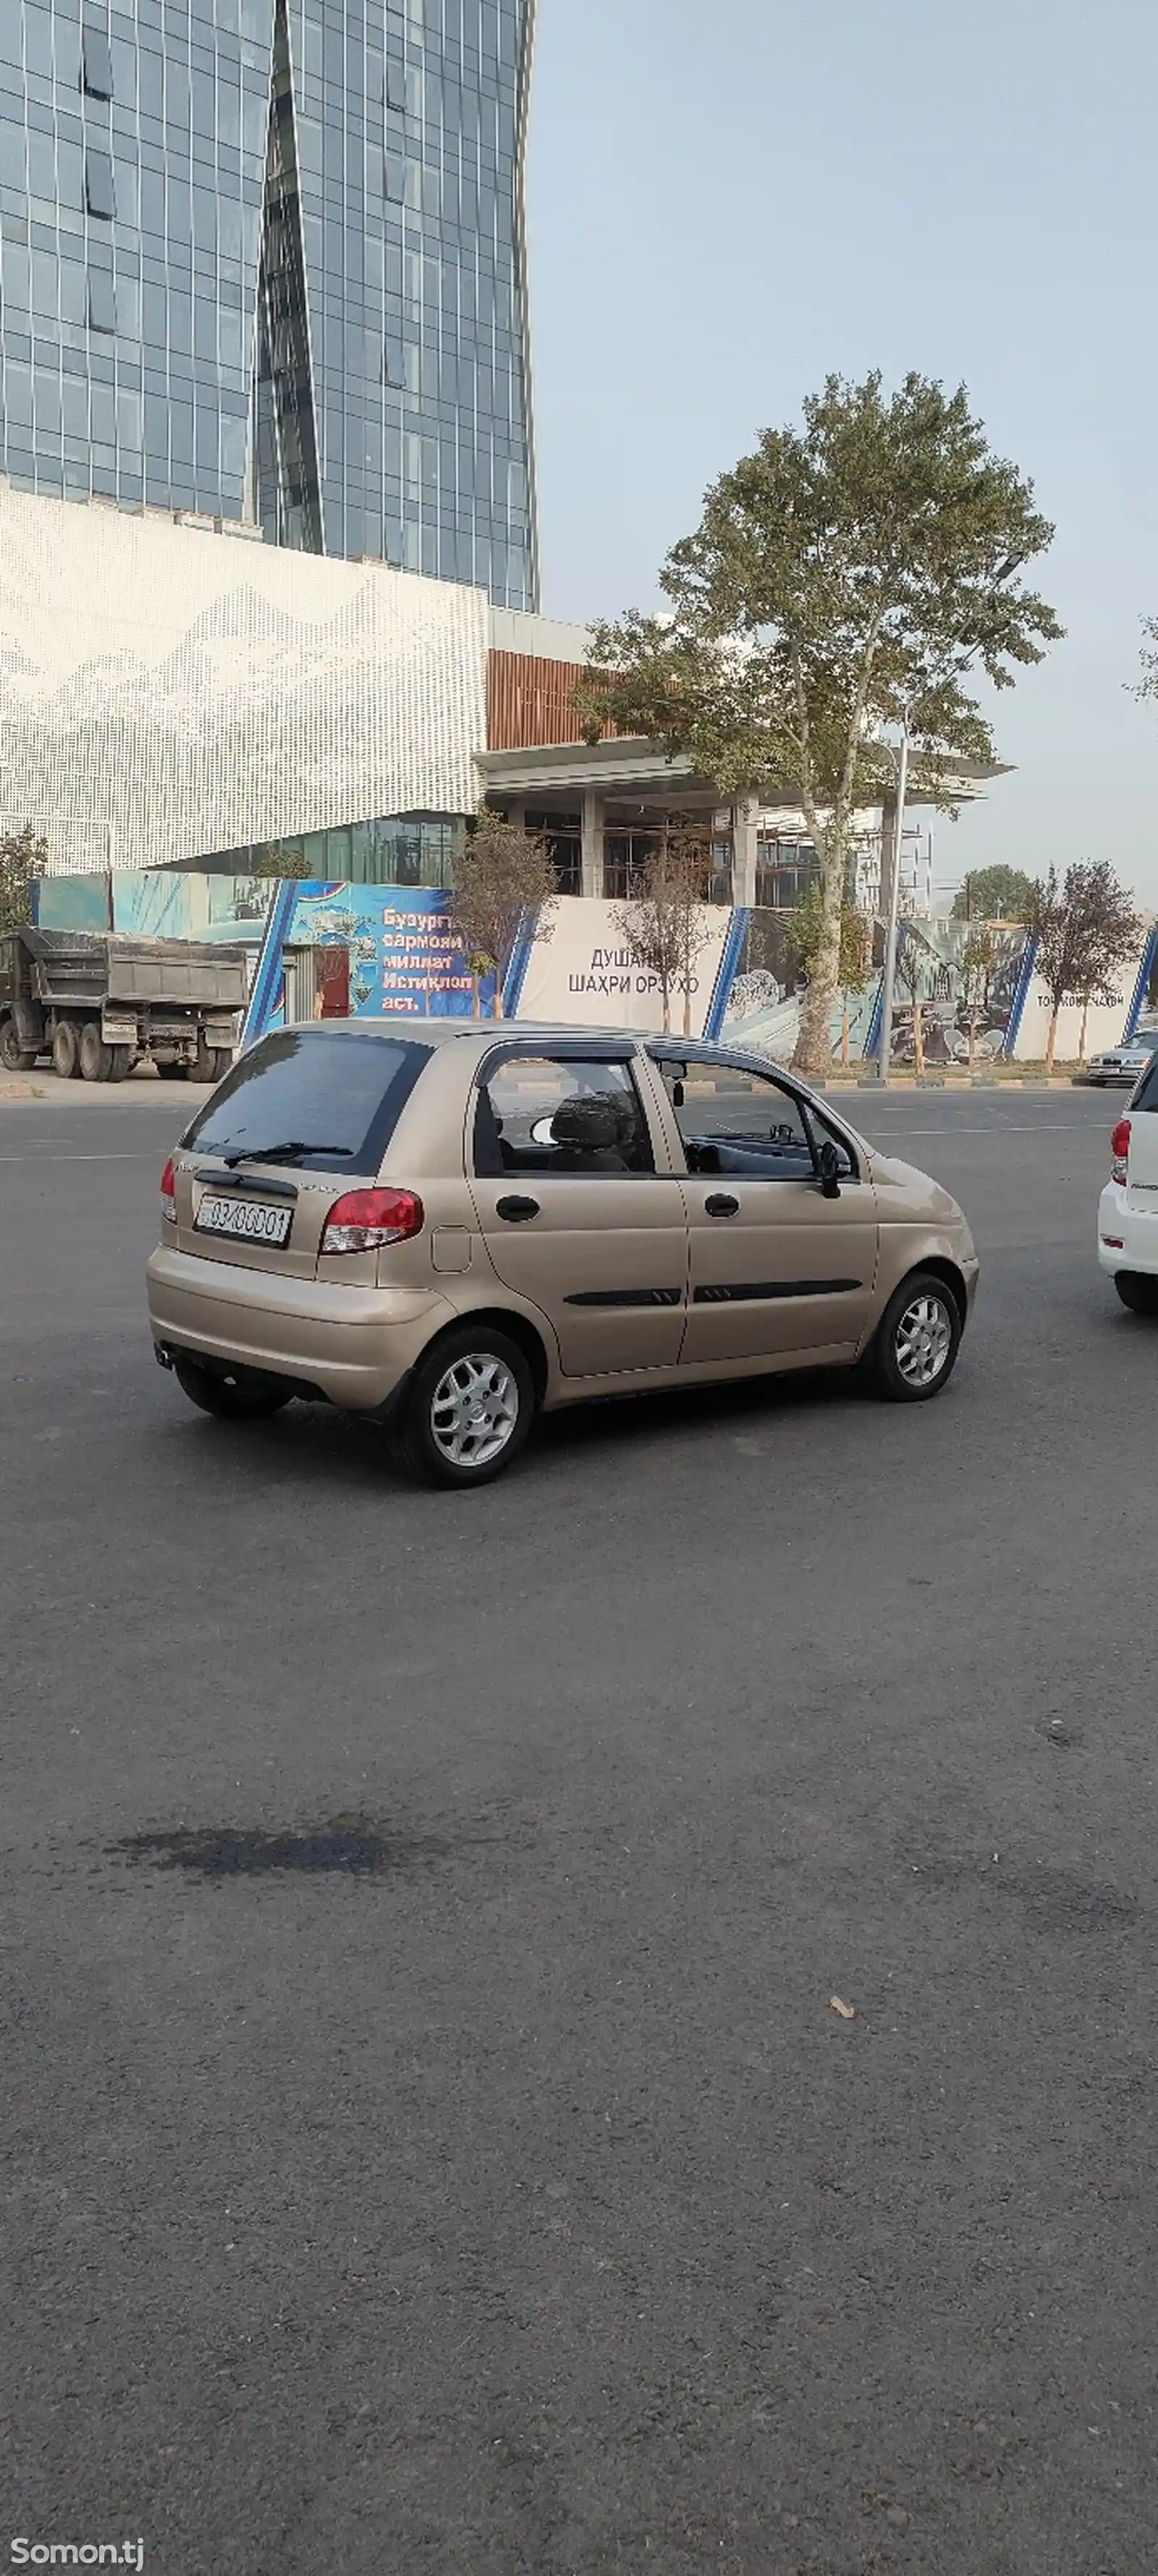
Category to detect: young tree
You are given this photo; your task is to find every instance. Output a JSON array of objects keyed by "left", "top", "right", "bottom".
[
  {"left": 1028, "top": 862, "right": 1141, "bottom": 1069},
  {"left": 449, "top": 808, "right": 558, "bottom": 1019},
  {"left": 951, "top": 864, "right": 1035, "bottom": 922},
  {"left": 574, "top": 371, "right": 1060, "bottom": 1077},
  {"left": 0, "top": 823, "right": 49, "bottom": 936},
  {"left": 893, "top": 932, "right": 928, "bottom": 1077},
  {"left": 960, "top": 925, "right": 1002, "bottom": 1072},
  {"left": 611, "top": 824, "right": 711, "bottom": 1035},
  {"left": 787, "top": 883, "right": 871, "bottom": 1065}
]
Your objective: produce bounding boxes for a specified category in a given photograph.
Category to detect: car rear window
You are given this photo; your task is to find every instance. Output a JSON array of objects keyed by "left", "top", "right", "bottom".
[
  {"left": 1134, "top": 1053, "right": 1158, "bottom": 1111},
  {"left": 180, "top": 1030, "right": 431, "bottom": 1172}
]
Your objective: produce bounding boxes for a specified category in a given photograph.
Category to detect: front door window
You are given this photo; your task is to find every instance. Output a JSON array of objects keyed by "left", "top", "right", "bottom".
[{"left": 657, "top": 1058, "right": 823, "bottom": 1180}]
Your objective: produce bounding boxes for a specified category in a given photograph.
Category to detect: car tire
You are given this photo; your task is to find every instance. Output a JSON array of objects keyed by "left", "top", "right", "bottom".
[
  {"left": 79, "top": 1020, "right": 112, "bottom": 1082},
  {"left": 868, "top": 1270, "right": 963, "bottom": 1402},
  {"left": 51, "top": 1020, "right": 80, "bottom": 1080},
  {"left": 1114, "top": 1271, "right": 1158, "bottom": 1316},
  {"left": 394, "top": 1323, "right": 535, "bottom": 1487},
  {"left": 0, "top": 1018, "right": 36, "bottom": 1072},
  {"left": 172, "top": 1352, "right": 294, "bottom": 1419}
]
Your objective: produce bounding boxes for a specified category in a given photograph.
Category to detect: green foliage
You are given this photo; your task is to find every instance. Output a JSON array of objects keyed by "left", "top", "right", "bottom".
[
  {"left": 575, "top": 371, "right": 1060, "bottom": 1071},
  {"left": 787, "top": 883, "right": 871, "bottom": 996},
  {"left": 0, "top": 823, "right": 48, "bottom": 935},
  {"left": 951, "top": 864, "right": 1036, "bottom": 921},
  {"left": 250, "top": 841, "right": 314, "bottom": 880},
  {"left": 450, "top": 808, "right": 558, "bottom": 1016}
]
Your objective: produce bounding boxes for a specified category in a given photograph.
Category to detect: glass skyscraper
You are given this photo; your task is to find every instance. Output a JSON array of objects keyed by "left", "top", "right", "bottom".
[{"left": 0, "top": 0, "right": 538, "bottom": 607}]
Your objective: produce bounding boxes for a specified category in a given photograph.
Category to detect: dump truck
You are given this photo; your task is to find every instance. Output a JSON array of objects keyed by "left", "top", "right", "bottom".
[{"left": 0, "top": 927, "right": 248, "bottom": 1083}]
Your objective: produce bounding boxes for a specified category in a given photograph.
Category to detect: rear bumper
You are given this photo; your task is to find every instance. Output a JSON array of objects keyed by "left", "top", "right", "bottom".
[
  {"left": 146, "top": 1242, "right": 456, "bottom": 1410},
  {"left": 1097, "top": 1183, "right": 1158, "bottom": 1279}
]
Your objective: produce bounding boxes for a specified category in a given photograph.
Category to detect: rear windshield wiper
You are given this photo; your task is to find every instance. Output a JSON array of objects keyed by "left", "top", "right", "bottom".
[{"left": 218, "top": 1141, "right": 355, "bottom": 1169}]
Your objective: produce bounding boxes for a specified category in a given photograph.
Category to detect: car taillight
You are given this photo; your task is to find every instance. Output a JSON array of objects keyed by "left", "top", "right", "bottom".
[
  {"left": 1110, "top": 1118, "right": 1130, "bottom": 1185},
  {"left": 160, "top": 1156, "right": 177, "bottom": 1223},
  {"left": 321, "top": 1187, "right": 424, "bottom": 1254}
]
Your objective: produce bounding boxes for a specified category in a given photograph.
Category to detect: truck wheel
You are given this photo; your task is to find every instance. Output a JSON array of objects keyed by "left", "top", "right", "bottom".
[
  {"left": 106, "top": 1046, "right": 131, "bottom": 1082},
  {"left": 79, "top": 1020, "right": 112, "bottom": 1082},
  {"left": 192, "top": 1043, "right": 232, "bottom": 1085},
  {"left": 158, "top": 1060, "right": 190, "bottom": 1078},
  {"left": 0, "top": 1018, "right": 35, "bottom": 1072},
  {"left": 51, "top": 1021, "right": 80, "bottom": 1080}
]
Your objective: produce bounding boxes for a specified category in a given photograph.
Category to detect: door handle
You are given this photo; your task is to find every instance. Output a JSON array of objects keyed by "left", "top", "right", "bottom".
[
  {"left": 496, "top": 1195, "right": 540, "bottom": 1222},
  {"left": 704, "top": 1193, "right": 740, "bottom": 1217}
]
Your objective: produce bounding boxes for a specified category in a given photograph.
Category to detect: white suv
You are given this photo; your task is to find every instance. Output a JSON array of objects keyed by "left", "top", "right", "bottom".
[{"left": 1099, "top": 1045, "right": 1158, "bottom": 1313}]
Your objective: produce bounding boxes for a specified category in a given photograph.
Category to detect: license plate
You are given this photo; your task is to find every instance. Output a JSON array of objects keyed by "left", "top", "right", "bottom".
[{"left": 195, "top": 1194, "right": 292, "bottom": 1247}]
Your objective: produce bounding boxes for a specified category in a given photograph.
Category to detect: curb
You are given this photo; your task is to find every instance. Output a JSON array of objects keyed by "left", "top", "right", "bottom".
[{"left": 825, "top": 1076, "right": 1079, "bottom": 1093}]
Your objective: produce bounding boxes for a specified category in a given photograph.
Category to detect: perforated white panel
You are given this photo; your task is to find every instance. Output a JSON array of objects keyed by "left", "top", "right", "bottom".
[{"left": 0, "top": 489, "right": 489, "bottom": 871}]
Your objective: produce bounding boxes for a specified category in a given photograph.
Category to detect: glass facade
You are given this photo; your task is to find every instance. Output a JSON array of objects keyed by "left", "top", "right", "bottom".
[
  {"left": 0, "top": 0, "right": 269, "bottom": 517},
  {"left": 0, "top": 0, "right": 537, "bottom": 605},
  {"left": 186, "top": 809, "right": 467, "bottom": 883},
  {"left": 755, "top": 838, "right": 821, "bottom": 910}
]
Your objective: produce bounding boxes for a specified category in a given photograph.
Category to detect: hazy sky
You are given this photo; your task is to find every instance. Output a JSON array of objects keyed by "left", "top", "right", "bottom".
[{"left": 527, "top": 0, "right": 1158, "bottom": 906}]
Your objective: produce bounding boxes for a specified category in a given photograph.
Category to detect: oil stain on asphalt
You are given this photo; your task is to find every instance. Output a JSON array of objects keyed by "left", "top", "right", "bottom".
[{"left": 105, "top": 1814, "right": 460, "bottom": 1881}]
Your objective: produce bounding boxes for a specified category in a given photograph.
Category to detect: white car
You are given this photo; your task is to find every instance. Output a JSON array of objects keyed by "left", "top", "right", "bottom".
[{"left": 1099, "top": 1048, "right": 1158, "bottom": 1313}]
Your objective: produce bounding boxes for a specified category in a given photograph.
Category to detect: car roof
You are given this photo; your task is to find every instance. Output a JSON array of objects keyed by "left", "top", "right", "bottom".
[{"left": 290, "top": 1016, "right": 748, "bottom": 1057}]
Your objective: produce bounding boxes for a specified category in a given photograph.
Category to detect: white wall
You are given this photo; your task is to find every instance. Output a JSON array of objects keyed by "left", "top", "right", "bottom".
[
  {"left": 513, "top": 896, "right": 732, "bottom": 1035},
  {"left": 0, "top": 488, "right": 489, "bottom": 872},
  {"left": 1012, "top": 979, "right": 1133, "bottom": 1061}
]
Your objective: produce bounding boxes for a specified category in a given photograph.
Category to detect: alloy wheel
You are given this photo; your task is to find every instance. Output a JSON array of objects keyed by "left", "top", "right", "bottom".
[
  {"left": 429, "top": 1353, "right": 520, "bottom": 1468},
  {"left": 893, "top": 1292, "right": 953, "bottom": 1389}
]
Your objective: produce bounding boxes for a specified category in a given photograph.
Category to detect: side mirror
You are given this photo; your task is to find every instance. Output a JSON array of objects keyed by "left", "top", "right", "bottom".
[{"left": 816, "top": 1139, "right": 842, "bottom": 1200}]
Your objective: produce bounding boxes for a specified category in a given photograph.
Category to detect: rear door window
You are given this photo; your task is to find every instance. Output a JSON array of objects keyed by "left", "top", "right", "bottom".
[
  {"left": 474, "top": 1054, "right": 656, "bottom": 1176},
  {"left": 181, "top": 1030, "right": 431, "bottom": 1172}
]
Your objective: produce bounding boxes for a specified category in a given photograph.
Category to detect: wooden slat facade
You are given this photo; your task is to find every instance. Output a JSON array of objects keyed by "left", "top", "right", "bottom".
[{"left": 486, "top": 649, "right": 616, "bottom": 751}]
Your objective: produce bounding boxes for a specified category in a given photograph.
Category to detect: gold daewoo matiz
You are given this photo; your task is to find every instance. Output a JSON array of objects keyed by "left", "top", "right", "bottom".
[{"left": 147, "top": 1020, "right": 980, "bottom": 1486}]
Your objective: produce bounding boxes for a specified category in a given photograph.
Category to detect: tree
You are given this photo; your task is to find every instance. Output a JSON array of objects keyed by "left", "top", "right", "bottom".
[
  {"left": 1028, "top": 862, "right": 1142, "bottom": 1069},
  {"left": 574, "top": 371, "right": 1060, "bottom": 1077},
  {"left": 611, "top": 823, "right": 712, "bottom": 1035},
  {"left": 951, "top": 864, "right": 1035, "bottom": 922},
  {"left": 0, "top": 823, "right": 48, "bottom": 936},
  {"left": 960, "top": 925, "right": 1002, "bottom": 1071},
  {"left": 787, "top": 882, "right": 871, "bottom": 1066},
  {"left": 251, "top": 841, "right": 314, "bottom": 880},
  {"left": 449, "top": 808, "right": 558, "bottom": 1018},
  {"left": 893, "top": 931, "right": 929, "bottom": 1077}
]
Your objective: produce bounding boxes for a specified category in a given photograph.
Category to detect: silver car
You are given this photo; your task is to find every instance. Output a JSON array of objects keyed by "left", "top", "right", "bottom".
[{"left": 1076, "top": 1032, "right": 1158, "bottom": 1087}]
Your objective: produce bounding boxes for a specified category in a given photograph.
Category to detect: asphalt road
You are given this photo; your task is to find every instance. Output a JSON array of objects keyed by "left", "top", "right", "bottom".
[{"left": 4, "top": 1085, "right": 1154, "bottom": 2576}]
